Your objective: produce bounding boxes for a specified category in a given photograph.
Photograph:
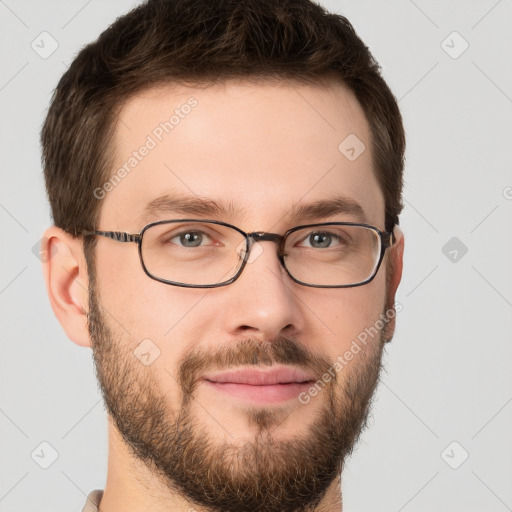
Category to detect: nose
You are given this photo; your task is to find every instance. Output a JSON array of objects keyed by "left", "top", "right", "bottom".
[{"left": 219, "top": 238, "right": 304, "bottom": 341}]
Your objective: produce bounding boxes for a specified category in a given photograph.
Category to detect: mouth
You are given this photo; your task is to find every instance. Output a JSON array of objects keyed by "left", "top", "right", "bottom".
[{"left": 200, "top": 366, "right": 316, "bottom": 404}]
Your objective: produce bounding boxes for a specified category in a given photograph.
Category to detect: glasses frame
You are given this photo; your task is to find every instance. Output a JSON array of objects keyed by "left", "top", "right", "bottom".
[{"left": 82, "top": 219, "right": 395, "bottom": 289}]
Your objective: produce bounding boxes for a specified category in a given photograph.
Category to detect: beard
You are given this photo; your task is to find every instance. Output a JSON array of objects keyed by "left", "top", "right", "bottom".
[{"left": 87, "top": 274, "right": 389, "bottom": 512}]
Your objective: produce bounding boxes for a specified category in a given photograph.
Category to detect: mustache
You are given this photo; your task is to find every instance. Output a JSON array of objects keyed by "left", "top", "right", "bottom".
[{"left": 177, "top": 337, "right": 334, "bottom": 396}]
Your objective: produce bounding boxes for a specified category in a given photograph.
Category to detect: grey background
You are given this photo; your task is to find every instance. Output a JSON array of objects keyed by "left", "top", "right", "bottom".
[{"left": 1, "top": 0, "right": 511, "bottom": 511}]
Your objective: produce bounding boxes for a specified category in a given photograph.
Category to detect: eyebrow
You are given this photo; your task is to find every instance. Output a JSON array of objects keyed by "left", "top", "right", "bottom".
[{"left": 137, "top": 192, "right": 368, "bottom": 226}]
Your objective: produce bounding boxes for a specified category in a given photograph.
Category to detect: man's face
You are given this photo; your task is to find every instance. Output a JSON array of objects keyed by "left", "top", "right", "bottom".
[{"left": 88, "top": 80, "right": 400, "bottom": 512}]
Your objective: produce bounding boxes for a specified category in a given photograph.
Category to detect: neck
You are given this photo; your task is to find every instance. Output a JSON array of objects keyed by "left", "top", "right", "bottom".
[{"left": 98, "top": 419, "right": 343, "bottom": 512}]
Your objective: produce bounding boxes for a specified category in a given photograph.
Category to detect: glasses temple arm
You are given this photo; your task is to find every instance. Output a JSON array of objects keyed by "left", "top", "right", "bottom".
[
  {"left": 382, "top": 231, "right": 395, "bottom": 248},
  {"left": 81, "top": 230, "right": 141, "bottom": 243}
]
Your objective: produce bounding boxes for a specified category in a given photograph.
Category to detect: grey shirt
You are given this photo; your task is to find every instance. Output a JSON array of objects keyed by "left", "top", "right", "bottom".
[{"left": 81, "top": 490, "right": 103, "bottom": 512}]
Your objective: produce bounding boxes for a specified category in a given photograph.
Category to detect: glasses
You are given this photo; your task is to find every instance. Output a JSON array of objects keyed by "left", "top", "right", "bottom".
[{"left": 82, "top": 219, "right": 395, "bottom": 288}]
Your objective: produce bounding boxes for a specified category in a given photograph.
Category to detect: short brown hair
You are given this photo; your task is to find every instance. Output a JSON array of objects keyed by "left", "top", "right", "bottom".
[{"left": 41, "top": 0, "right": 405, "bottom": 250}]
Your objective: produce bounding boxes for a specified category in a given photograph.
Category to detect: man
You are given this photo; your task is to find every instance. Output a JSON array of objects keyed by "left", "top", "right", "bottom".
[{"left": 40, "top": 0, "right": 405, "bottom": 510}]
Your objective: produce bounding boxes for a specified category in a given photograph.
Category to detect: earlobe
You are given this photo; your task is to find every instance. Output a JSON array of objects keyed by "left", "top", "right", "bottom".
[{"left": 41, "top": 226, "right": 92, "bottom": 348}]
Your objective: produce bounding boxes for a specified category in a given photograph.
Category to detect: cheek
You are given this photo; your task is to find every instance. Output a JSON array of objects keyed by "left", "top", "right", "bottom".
[
  {"left": 96, "top": 243, "right": 199, "bottom": 333},
  {"left": 94, "top": 246, "right": 151, "bottom": 333},
  {"left": 94, "top": 246, "right": 213, "bottom": 371},
  {"left": 310, "top": 276, "right": 387, "bottom": 357},
  {"left": 94, "top": 255, "right": 218, "bottom": 411}
]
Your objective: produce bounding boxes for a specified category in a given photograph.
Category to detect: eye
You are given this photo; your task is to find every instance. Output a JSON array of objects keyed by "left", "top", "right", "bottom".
[
  {"left": 167, "top": 230, "right": 213, "bottom": 248},
  {"left": 298, "top": 231, "right": 348, "bottom": 249}
]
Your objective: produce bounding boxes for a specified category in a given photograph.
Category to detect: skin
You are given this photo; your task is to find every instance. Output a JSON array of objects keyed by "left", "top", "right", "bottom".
[{"left": 42, "top": 79, "right": 404, "bottom": 512}]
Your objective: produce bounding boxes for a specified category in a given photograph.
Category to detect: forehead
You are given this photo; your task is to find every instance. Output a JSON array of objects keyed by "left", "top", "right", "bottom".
[{"left": 99, "top": 79, "right": 384, "bottom": 231}]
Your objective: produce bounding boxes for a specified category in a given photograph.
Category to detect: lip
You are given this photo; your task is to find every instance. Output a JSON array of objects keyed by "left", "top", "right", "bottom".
[
  {"left": 202, "top": 366, "right": 316, "bottom": 385},
  {"left": 200, "top": 366, "right": 316, "bottom": 404}
]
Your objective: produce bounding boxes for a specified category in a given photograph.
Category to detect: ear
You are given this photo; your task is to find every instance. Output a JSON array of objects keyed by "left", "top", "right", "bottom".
[
  {"left": 383, "top": 225, "right": 405, "bottom": 343},
  {"left": 40, "top": 226, "right": 92, "bottom": 347}
]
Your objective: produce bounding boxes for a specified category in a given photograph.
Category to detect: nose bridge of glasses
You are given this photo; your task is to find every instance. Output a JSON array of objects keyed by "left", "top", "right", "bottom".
[
  {"left": 247, "top": 231, "right": 285, "bottom": 255},
  {"left": 242, "top": 231, "right": 286, "bottom": 265},
  {"left": 249, "top": 232, "right": 283, "bottom": 244}
]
